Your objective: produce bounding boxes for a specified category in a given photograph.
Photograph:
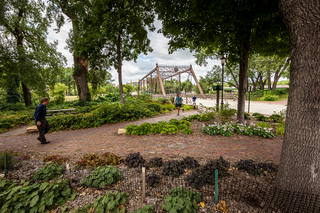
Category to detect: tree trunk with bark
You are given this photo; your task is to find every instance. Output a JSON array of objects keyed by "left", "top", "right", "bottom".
[
  {"left": 117, "top": 34, "right": 125, "bottom": 106},
  {"left": 237, "top": 44, "right": 250, "bottom": 124},
  {"left": 275, "top": 0, "right": 320, "bottom": 195},
  {"left": 73, "top": 55, "right": 90, "bottom": 101},
  {"left": 22, "top": 82, "right": 32, "bottom": 106},
  {"left": 272, "top": 57, "right": 290, "bottom": 90},
  {"left": 268, "top": 75, "right": 272, "bottom": 90}
]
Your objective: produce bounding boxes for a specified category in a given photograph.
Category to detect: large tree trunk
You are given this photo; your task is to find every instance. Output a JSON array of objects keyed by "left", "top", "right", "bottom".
[
  {"left": 237, "top": 44, "right": 250, "bottom": 124},
  {"left": 117, "top": 34, "right": 125, "bottom": 105},
  {"left": 268, "top": 75, "right": 272, "bottom": 90},
  {"left": 22, "top": 82, "right": 32, "bottom": 106},
  {"left": 73, "top": 55, "right": 90, "bottom": 101},
  {"left": 275, "top": 0, "right": 320, "bottom": 195}
]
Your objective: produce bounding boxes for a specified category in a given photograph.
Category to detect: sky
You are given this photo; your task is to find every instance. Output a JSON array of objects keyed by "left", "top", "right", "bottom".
[{"left": 47, "top": 17, "right": 222, "bottom": 85}]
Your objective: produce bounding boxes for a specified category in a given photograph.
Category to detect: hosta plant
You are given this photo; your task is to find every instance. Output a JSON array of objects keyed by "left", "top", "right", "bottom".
[
  {"left": 201, "top": 122, "right": 234, "bottom": 136},
  {"left": 0, "top": 179, "right": 76, "bottom": 213},
  {"left": 132, "top": 205, "right": 155, "bottom": 213},
  {"left": 162, "top": 187, "right": 201, "bottom": 213},
  {"left": 33, "top": 162, "right": 65, "bottom": 180},
  {"left": 92, "top": 191, "right": 128, "bottom": 213},
  {"left": 81, "top": 166, "right": 122, "bottom": 188}
]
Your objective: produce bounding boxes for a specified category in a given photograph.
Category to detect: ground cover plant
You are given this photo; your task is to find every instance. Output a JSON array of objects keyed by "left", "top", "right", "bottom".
[
  {"left": 0, "top": 110, "right": 34, "bottom": 132},
  {"left": 125, "top": 152, "right": 146, "bottom": 168},
  {"left": 186, "top": 157, "right": 230, "bottom": 189},
  {"left": 149, "top": 157, "right": 163, "bottom": 168},
  {"left": 91, "top": 191, "right": 128, "bottom": 213},
  {"left": 181, "top": 156, "right": 200, "bottom": 169},
  {"left": 275, "top": 123, "right": 285, "bottom": 136},
  {"left": 81, "top": 166, "right": 122, "bottom": 188},
  {"left": 0, "top": 179, "right": 76, "bottom": 213},
  {"left": 43, "top": 155, "right": 70, "bottom": 164},
  {"left": 162, "top": 160, "right": 184, "bottom": 178},
  {"left": 132, "top": 205, "right": 155, "bottom": 213},
  {"left": 161, "top": 186, "right": 201, "bottom": 213},
  {"left": 234, "top": 159, "right": 277, "bottom": 177},
  {"left": 75, "top": 153, "right": 122, "bottom": 168},
  {"left": 146, "top": 173, "right": 161, "bottom": 187},
  {"left": 202, "top": 122, "right": 275, "bottom": 138},
  {"left": 33, "top": 162, "right": 65, "bottom": 180},
  {"left": 181, "top": 104, "right": 194, "bottom": 111}
]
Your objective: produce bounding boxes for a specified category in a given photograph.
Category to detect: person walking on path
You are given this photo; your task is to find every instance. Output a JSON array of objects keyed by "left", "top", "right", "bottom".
[
  {"left": 34, "top": 98, "right": 50, "bottom": 144},
  {"left": 192, "top": 95, "right": 197, "bottom": 106},
  {"left": 175, "top": 93, "right": 183, "bottom": 116}
]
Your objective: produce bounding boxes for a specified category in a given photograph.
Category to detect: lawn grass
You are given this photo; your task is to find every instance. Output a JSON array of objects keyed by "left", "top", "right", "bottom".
[{"left": 278, "top": 94, "right": 288, "bottom": 101}]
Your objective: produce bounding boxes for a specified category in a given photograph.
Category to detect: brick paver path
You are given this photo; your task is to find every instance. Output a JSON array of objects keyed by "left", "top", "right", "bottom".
[{"left": 0, "top": 110, "right": 283, "bottom": 162}]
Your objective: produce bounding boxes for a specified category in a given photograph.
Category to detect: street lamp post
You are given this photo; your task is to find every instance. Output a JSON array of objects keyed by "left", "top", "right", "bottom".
[{"left": 221, "top": 57, "right": 226, "bottom": 109}]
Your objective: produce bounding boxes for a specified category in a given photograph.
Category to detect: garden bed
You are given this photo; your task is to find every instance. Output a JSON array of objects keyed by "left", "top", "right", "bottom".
[{"left": 2, "top": 152, "right": 279, "bottom": 213}]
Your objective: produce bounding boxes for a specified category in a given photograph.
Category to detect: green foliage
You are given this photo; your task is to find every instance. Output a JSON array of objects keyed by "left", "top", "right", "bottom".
[
  {"left": 162, "top": 187, "right": 201, "bottom": 213},
  {"left": 126, "top": 121, "right": 180, "bottom": 136},
  {"left": 137, "top": 93, "right": 152, "bottom": 101},
  {"left": 132, "top": 205, "right": 155, "bottom": 213},
  {"left": 275, "top": 123, "right": 285, "bottom": 136},
  {"left": 252, "top": 112, "right": 262, "bottom": 116},
  {"left": 0, "top": 110, "right": 34, "bottom": 132},
  {"left": 181, "top": 114, "right": 199, "bottom": 122},
  {"left": 182, "top": 128, "right": 193, "bottom": 134},
  {"left": 33, "top": 162, "right": 65, "bottom": 180},
  {"left": 146, "top": 103, "right": 161, "bottom": 112},
  {"left": 43, "top": 155, "right": 70, "bottom": 164},
  {"left": 50, "top": 83, "right": 68, "bottom": 104},
  {"left": 197, "top": 112, "right": 215, "bottom": 122},
  {"left": 186, "top": 157, "right": 230, "bottom": 189},
  {"left": 201, "top": 122, "right": 234, "bottom": 137},
  {"left": 81, "top": 166, "right": 122, "bottom": 188},
  {"left": 255, "top": 122, "right": 271, "bottom": 129},
  {"left": 92, "top": 191, "right": 128, "bottom": 213},
  {"left": 0, "top": 150, "right": 17, "bottom": 170},
  {"left": 182, "top": 105, "right": 194, "bottom": 111},
  {"left": 75, "top": 153, "right": 123, "bottom": 168},
  {"left": 244, "top": 112, "right": 251, "bottom": 120},
  {"left": 261, "top": 94, "right": 279, "bottom": 101},
  {"left": 255, "top": 114, "right": 268, "bottom": 121},
  {"left": 269, "top": 111, "right": 285, "bottom": 123},
  {"left": 66, "top": 204, "right": 92, "bottom": 213},
  {"left": 219, "top": 103, "right": 237, "bottom": 123},
  {"left": 162, "top": 160, "right": 184, "bottom": 178},
  {"left": 0, "top": 179, "right": 76, "bottom": 213},
  {"left": 125, "top": 152, "right": 146, "bottom": 168}
]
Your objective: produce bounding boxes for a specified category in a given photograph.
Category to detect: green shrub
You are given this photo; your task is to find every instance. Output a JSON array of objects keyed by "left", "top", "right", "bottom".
[
  {"left": 255, "top": 114, "right": 268, "bottom": 121},
  {"left": 81, "top": 166, "right": 122, "bottom": 188},
  {"left": 252, "top": 112, "right": 262, "bottom": 116},
  {"left": 50, "top": 83, "right": 68, "bottom": 104},
  {"left": 132, "top": 205, "right": 155, "bottom": 213},
  {"left": 146, "top": 103, "right": 161, "bottom": 112},
  {"left": 181, "top": 114, "right": 199, "bottom": 122},
  {"left": 182, "top": 105, "right": 194, "bottom": 111},
  {"left": 92, "top": 191, "right": 128, "bottom": 213},
  {"left": 0, "top": 179, "right": 76, "bottom": 213},
  {"left": 126, "top": 121, "right": 179, "bottom": 135},
  {"left": 197, "top": 112, "right": 215, "bottom": 122},
  {"left": 201, "top": 122, "right": 234, "bottom": 137},
  {"left": 75, "top": 153, "right": 122, "bottom": 168},
  {"left": 182, "top": 128, "right": 193, "bottom": 134},
  {"left": 244, "top": 112, "right": 251, "bottom": 120},
  {"left": 269, "top": 111, "right": 285, "bottom": 123},
  {"left": 33, "top": 162, "right": 65, "bottom": 180},
  {"left": 261, "top": 94, "right": 279, "bottom": 101},
  {"left": 162, "top": 187, "right": 201, "bottom": 213},
  {"left": 255, "top": 121, "right": 271, "bottom": 129},
  {"left": 219, "top": 103, "right": 236, "bottom": 123},
  {"left": 0, "top": 110, "right": 34, "bottom": 132},
  {"left": 275, "top": 123, "right": 285, "bottom": 136},
  {"left": 0, "top": 150, "right": 17, "bottom": 170}
]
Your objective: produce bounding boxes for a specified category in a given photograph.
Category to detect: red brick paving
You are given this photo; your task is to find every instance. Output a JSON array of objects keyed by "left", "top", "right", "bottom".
[{"left": 0, "top": 110, "right": 283, "bottom": 162}]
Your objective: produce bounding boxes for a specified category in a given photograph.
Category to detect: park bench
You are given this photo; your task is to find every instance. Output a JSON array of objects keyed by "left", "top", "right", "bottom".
[{"left": 46, "top": 108, "right": 78, "bottom": 116}]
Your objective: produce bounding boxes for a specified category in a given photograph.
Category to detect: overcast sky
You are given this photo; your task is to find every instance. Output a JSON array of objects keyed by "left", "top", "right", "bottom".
[{"left": 47, "top": 17, "right": 221, "bottom": 85}]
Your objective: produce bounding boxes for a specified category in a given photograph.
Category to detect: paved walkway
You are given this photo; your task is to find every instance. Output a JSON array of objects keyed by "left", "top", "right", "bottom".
[{"left": 0, "top": 109, "right": 283, "bottom": 162}]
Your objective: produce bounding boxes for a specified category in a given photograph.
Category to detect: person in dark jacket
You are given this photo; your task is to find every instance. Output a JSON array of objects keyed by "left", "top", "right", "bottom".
[{"left": 34, "top": 98, "right": 50, "bottom": 144}]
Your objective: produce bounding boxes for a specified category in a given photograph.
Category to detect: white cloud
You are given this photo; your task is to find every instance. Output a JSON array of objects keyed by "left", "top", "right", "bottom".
[{"left": 47, "top": 17, "right": 221, "bottom": 85}]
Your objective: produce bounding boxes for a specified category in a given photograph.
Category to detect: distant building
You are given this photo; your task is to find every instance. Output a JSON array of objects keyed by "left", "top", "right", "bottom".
[
  {"left": 111, "top": 84, "right": 116, "bottom": 87},
  {"left": 126, "top": 80, "right": 139, "bottom": 87}
]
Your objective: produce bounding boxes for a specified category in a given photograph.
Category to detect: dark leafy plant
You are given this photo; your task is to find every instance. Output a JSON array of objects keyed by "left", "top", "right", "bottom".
[
  {"left": 252, "top": 112, "right": 262, "bottom": 116},
  {"left": 125, "top": 152, "right": 146, "bottom": 168},
  {"left": 149, "top": 157, "right": 163, "bottom": 167},
  {"left": 0, "top": 179, "right": 76, "bottom": 213},
  {"left": 162, "top": 160, "right": 184, "bottom": 177},
  {"left": 244, "top": 112, "right": 251, "bottom": 120},
  {"left": 43, "top": 155, "right": 70, "bottom": 164},
  {"left": 133, "top": 205, "right": 155, "bottom": 213},
  {"left": 181, "top": 156, "right": 200, "bottom": 169},
  {"left": 81, "top": 166, "right": 122, "bottom": 188},
  {"left": 92, "top": 191, "right": 128, "bottom": 213},
  {"left": 234, "top": 159, "right": 276, "bottom": 176},
  {"left": 269, "top": 112, "right": 284, "bottom": 123},
  {"left": 33, "top": 162, "right": 65, "bottom": 180},
  {"left": 146, "top": 173, "right": 161, "bottom": 187},
  {"left": 162, "top": 187, "right": 201, "bottom": 213},
  {"left": 255, "top": 114, "right": 268, "bottom": 121}
]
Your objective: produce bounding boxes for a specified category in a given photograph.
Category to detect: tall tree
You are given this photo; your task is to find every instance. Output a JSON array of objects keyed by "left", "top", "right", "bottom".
[
  {"left": 275, "top": 0, "right": 320, "bottom": 195},
  {"left": 48, "top": 0, "right": 92, "bottom": 102},
  {"left": 0, "top": 0, "right": 66, "bottom": 106},
  {"left": 73, "top": 0, "right": 155, "bottom": 105},
  {"left": 155, "top": 0, "right": 289, "bottom": 123}
]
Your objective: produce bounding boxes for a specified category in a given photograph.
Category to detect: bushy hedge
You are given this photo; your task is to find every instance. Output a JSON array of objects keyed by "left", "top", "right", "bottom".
[{"left": 0, "top": 110, "right": 34, "bottom": 132}]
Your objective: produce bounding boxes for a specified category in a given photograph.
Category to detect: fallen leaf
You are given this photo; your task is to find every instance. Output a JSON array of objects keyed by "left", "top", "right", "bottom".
[
  {"left": 24, "top": 146, "right": 27, "bottom": 148},
  {"left": 80, "top": 192, "right": 86, "bottom": 196},
  {"left": 101, "top": 149, "right": 104, "bottom": 150},
  {"left": 200, "top": 202, "right": 205, "bottom": 208}
]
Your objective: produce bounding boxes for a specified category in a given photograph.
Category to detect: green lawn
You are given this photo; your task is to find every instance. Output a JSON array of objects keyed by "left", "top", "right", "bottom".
[{"left": 278, "top": 94, "right": 288, "bottom": 101}]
